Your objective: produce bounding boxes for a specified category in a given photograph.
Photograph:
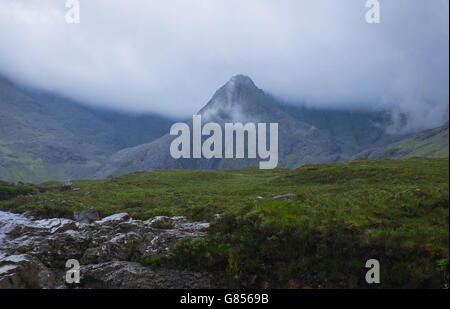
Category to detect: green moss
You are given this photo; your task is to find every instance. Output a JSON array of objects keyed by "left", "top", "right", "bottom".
[
  {"left": 140, "top": 255, "right": 163, "bottom": 267},
  {"left": 0, "top": 184, "right": 34, "bottom": 200}
]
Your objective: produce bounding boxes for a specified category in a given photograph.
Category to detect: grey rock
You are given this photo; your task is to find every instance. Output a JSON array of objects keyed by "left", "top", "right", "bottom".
[
  {"left": 78, "top": 261, "right": 220, "bottom": 289},
  {"left": 272, "top": 193, "right": 296, "bottom": 200},
  {"left": 0, "top": 210, "right": 213, "bottom": 289},
  {"left": 60, "top": 182, "right": 73, "bottom": 191},
  {"left": 98, "top": 212, "right": 130, "bottom": 224},
  {"left": 74, "top": 209, "right": 99, "bottom": 224},
  {"left": 0, "top": 254, "right": 55, "bottom": 289}
]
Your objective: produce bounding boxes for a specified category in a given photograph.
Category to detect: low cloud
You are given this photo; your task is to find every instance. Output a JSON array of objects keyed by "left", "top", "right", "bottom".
[{"left": 0, "top": 0, "right": 448, "bottom": 131}]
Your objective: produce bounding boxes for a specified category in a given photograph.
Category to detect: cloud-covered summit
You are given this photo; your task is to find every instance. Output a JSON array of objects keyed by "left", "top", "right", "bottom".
[{"left": 0, "top": 0, "right": 448, "bottom": 132}]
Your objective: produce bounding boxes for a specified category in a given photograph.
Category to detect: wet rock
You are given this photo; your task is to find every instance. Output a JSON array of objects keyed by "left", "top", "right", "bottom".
[
  {"left": 0, "top": 210, "right": 214, "bottom": 289},
  {"left": 98, "top": 213, "right": 130, "bottom": 224},
  {"left": 118, "top": 222, "right": 137, "bottom": 233},
  {"left": 60, "top": 182, "right": 72, "bottom": 192},
  {"left": 148, "top": 216, "right": 175, "bottom": 229},
  {"left": 79, "top": 232, "right": 139, "bottom": 265},
  {"left": 74, "top": 209, "right": 99, "bottom": 224},
  {"left": 35, "top": 218, "right": 78, "bottom": 234},
  {"left": 52, "top": 222, "right": 78, "bottom": 234},
  {"left": 77, "top": 261, "right": 220, "bottom": 289},
  {"left": 272, "top": 193, "right": 296, "bottom": 200},
  {"left": 36, "top": 231, "right": 90, "bottom": 268},
  {"left": 0, "top": 254, "right": 55, "bottom": 289}
]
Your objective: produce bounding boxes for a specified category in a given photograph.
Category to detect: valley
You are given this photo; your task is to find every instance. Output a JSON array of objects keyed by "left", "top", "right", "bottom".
[
  {"left": 0, "top": 75, "right": 448, "bottom": 289},
  {"left": 0, "top": 157, "right": 448, "bottom": 288}
]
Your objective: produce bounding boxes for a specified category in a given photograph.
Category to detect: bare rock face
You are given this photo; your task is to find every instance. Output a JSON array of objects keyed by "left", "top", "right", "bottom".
[
  {"left": 78, "top": 262, "right": 219, "bottom": 289},
  {"left": 73, "top": 209, "right": 99, "bottom": 224},
  {"left": 0, "top": 210, "right": 214, "bottom": 289},
  {"left": 60, "top": 182, "right": 73, "bottom": 192},
  {"left": 272, "top": 193, "right": 296, "bottom": 200},
  {"left": 96, "top": 75, "right": 342, "bottom": 178},
  {"left": 0, "top": 254, "right": 55, "bottom": 289}
]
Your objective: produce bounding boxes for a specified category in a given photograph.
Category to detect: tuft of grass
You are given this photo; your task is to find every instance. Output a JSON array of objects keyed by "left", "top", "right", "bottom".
[{"left": 140, "top": 255, "right": 163, "bottom": 267}]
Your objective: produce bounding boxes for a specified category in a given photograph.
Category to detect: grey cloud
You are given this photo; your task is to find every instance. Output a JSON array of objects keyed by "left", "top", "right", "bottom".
[{"left": 0, "top": 0, "right": 448, "bottom": 132}]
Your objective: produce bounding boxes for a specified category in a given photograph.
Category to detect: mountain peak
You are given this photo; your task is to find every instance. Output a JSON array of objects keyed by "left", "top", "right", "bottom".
[
  {"left": 224, "top": 75, "right": 258, "bottom": 93},
  {"left": 227, "top": 74, "right": 255, "bottom": 87},
  {"left": 198, "top": 74, "right": 264, "bottom": 120}
]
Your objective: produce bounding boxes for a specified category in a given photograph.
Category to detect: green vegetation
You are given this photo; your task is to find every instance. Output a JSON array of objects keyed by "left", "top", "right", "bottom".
[
  {"left": 0, "top": 157, "right": 448, "bottom": 288},
  {"left": 0, "top": 180, "right": 35, "bottom": 200},
  {"left": 391, "top": 123, "right": 449, "bottom": 158},
  {"left": 0, "top": 77, "right": 173, "bottom": 183},
  {"left": 140, "top": 255, "right": 163, "bottom": 267},
  {"left": 357, "top": 123, "right": 449, "bottom": 160}
]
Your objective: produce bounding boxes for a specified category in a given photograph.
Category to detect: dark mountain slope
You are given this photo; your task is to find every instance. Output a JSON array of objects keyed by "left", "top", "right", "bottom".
[
  {"left": 353, "top": 122, "right": 449, "bottom": 159},
  {"left": 0, "top": 77, "right": 173, "bottom": 182},
  {"left": 274, "top": 103, "right": 399, "bottom": 160},
  {"left": 96, "top": 75, "right": 346, "bottom": 177}
]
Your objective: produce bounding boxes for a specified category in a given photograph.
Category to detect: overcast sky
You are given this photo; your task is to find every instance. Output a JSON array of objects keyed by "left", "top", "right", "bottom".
[{"left": 0, "top": 0, "right": 448, "bottom": 131}]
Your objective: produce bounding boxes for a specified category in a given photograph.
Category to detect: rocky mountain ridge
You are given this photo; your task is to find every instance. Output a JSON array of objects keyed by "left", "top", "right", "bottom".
[{"left": 96, "top": 75, "right": 346, "bottom": 177}]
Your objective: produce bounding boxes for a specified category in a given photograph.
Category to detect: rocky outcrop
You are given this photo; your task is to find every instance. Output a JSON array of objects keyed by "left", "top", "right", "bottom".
[
  {"left": 0, "top": 210, "right": 215, "bottom": 289},
  {"left": 272, "top": 193, "right": 296, "bottom": 200},
  {"left": 78, "top": 262, "right": 218, "bottom": 289},
  {"left": 0, "top": 254, "right": 56, "bottom": 289},
  {"left": 60, "top": 182, "right": 73, "bottom": 192},
  {"left": 73, "top": 209, "right": 99, "bottom": 224}
]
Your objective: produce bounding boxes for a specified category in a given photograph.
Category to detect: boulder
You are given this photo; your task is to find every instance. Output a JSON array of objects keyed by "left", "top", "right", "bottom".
[
  {"left": 77, "top": 261, "right": 220, "bottom": 289},
  {"left": 98, "top": 213, "right": 130, "bottom": 224},
  {"left": 73, "top": 209, "right": 99, "bottom": 224},
  {"left": 60, "top": 182, "right": 72, "bottom": 191},
  {"left": 0, "top": 210, "right": 216, "bottom": 289},
  {"left": 0, "top": 254, "right": 55, "bottom": 289},
  {"left": 272, "top": 193, "right": 296, "bottom": 200}
]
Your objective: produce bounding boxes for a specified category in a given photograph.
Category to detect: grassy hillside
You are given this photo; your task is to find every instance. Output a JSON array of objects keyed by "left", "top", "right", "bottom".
[
  {"left": 0, "top": 157, "right": 448, "bottom": 288},
  {"left": 354, "top": 123, "right": 449, "bottom": 160}
]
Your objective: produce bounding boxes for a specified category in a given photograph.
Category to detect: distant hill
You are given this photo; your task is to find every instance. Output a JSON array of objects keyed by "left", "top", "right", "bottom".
[
  {"left": 274, "top": 103, "right": 399, "bottom": 160},
  {"left": 0, "top": 77, "right": 173, "bottom": 183},
  {"left": 96, "top": 75, "right": 396, "bottom": 177},
  {"left": 2, "top": 74, "right": 447, "bottom": 182},
  {"left": 353, "top": 122, "right": 449, "bottom": 160}
]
